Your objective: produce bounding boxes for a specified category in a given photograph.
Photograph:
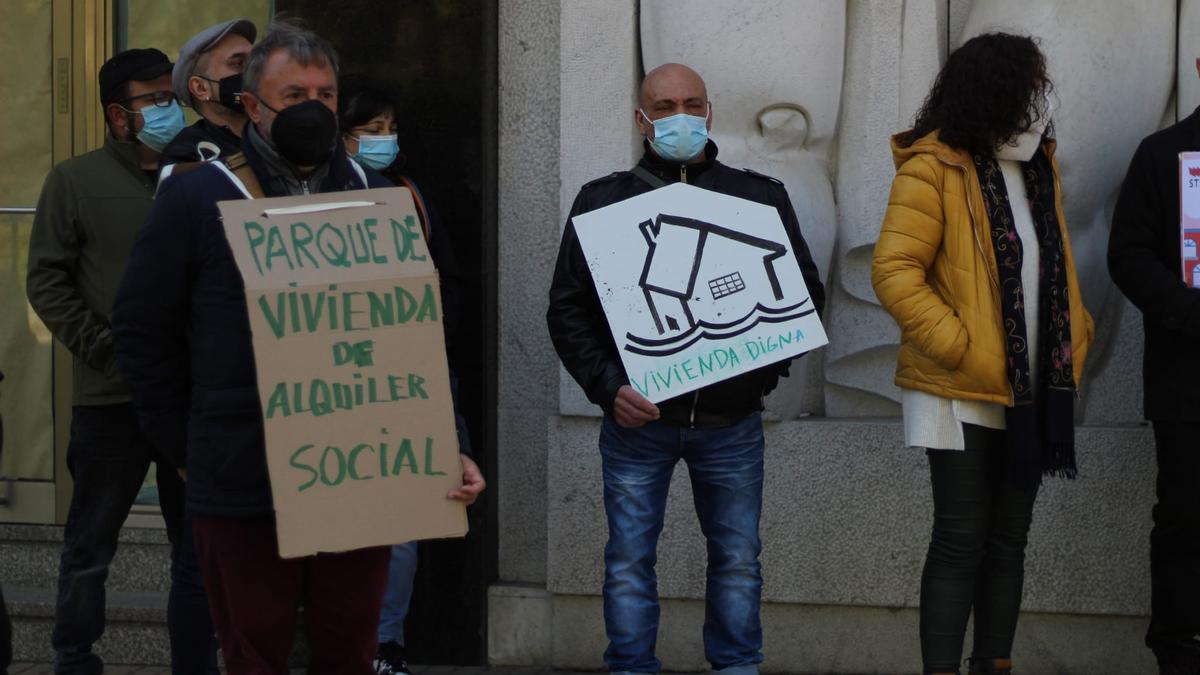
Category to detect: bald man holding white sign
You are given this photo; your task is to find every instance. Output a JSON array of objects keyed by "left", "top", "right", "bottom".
[{"left": 547, "top": 63, "right": 825, "bottom": 674}]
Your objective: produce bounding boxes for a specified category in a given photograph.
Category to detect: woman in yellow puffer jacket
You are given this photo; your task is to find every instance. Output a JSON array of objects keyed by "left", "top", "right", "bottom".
[{"left": 872, "top": 33, "right": 1094, "bottom": 675}]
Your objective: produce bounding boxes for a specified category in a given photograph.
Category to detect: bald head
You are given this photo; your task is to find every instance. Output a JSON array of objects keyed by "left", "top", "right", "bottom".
[
  {"left": 639, "top": 63, "right": 707, "bottom": 110},
  {"left": 635, "top": 63, "right": 712, "bottom": 155}
]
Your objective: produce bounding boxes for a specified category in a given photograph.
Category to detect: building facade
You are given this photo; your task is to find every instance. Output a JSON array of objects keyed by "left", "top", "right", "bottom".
[{"left": 1, "top": 1, "right": 1186, "bottom": 672}]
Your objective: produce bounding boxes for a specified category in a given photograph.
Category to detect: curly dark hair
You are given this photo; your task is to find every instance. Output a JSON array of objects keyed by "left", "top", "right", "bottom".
[{"left": 899, "top": 32, "right": 1054, "bottom": 156}]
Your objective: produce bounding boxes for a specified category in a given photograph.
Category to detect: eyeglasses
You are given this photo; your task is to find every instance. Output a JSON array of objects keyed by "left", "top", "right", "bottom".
[{"left": 117, "top": 90, "right": 176, "bottom": 110}]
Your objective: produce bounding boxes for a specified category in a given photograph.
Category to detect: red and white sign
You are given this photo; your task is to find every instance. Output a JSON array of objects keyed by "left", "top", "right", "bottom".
[{"left": 1179, "top": 153, "right": 1200, "bottom": 288}]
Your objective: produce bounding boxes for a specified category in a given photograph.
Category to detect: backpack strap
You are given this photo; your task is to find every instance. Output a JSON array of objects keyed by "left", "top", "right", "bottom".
[
  {"left": 222, "top": 152, "right": 265, "bottom": 199},
  {"left": 156, "top": 140, "right": 227, "bottom": 193},
  {"left": 396, "top": 175, "right": 432, "bottom": 242},
  {"left": 156, "top": 161, "right": 205, "bottom": 194},
  {"left": 630, "top": 164, "right": 667, "bottom": 189},
  {"left": 347, "top": 157, "right": 369, "bottom": 190}
]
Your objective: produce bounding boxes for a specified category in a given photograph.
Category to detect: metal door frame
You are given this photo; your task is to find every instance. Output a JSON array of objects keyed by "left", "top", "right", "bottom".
[{"left": 0, "top": 0, "right": 113, "bottom": 524}]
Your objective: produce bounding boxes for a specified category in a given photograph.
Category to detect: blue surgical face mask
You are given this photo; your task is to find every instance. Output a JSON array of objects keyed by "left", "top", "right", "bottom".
[
  {"left": 352, "top": 134, "right": 400, "bottom": 170},
  {"left": 133, "top": 100, "right": 186, "bottom": 152},
  {"left": 640, "top": 105, "right": 709, "bottom": 162}
]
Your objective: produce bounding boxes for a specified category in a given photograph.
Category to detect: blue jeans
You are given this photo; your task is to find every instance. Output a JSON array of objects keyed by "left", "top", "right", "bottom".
[
  {"left": 599, "top": 413, "right": 764, "bottom": 674},
  {"left": 377, "top": 542, "right": 418, "bottom": 645},
  {"left": 52, "top": 405, "right": 215, "bottom": 675}
]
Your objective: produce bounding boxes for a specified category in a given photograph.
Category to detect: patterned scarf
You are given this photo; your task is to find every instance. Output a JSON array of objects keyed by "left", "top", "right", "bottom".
[{"left": 973, "top": 148, "right": 1077, "bottom": 492}]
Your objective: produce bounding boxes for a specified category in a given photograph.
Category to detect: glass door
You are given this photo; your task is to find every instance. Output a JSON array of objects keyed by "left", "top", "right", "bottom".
[
  {"left": 0, "top": 1, "right": 85, "bottom": 525},
  {"left": 0, "top": 1, "right": 272, "bottom": 526},
  {"left": 274, "top": 0, "right": 498, "bottom": 663}
]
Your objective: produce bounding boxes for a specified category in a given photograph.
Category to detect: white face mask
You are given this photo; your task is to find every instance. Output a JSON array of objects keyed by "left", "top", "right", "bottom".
[
  {"left": 998, "top": 89, "right": 1055, "bottom": 161},
  {"left": 999, "top": 126, "right": 1045, "bottom": 162},
  {"left": 640, "top": 105, "right": 710, "bottom": 162}
]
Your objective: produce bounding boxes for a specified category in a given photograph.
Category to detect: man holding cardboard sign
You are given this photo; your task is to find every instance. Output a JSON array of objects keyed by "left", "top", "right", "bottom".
[
  {"left": 113, "top": 21, "right": 483, "bottom": 675},
  {"left": 547, "top": 64, "right": 825, "bottom": 674}
]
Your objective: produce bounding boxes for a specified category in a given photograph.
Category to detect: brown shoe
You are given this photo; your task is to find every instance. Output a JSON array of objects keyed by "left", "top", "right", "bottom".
[{"left": 967, "top": 658, "right": 1013, "bottom": 675}]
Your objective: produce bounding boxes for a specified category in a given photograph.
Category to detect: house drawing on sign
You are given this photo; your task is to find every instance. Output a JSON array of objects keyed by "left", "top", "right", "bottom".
[{"left": 636, "top": 213, "right": 792, "bottom": 337}]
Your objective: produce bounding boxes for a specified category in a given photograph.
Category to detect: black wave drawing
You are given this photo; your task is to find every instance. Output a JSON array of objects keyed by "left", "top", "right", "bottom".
[{"left": 624, "top": 299, "right": 813, "bottom": 357}]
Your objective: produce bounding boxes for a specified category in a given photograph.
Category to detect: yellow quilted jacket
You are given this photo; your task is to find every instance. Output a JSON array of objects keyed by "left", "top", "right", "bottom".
[{"left": 872, "top": 131, "right": 1094, "bottom": 405}]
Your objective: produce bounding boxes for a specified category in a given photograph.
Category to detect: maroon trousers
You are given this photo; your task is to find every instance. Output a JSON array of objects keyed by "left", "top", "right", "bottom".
[{"left": 192, "top": 516, "right": 390, "bottom": 675}]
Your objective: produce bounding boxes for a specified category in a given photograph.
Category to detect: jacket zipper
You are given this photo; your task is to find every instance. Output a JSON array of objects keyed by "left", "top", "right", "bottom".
[
  {"left": 944, "top": 159, "right": 997, "bottom": 291},
  {"left": 680, "top": 165, "right": 688, "bottom": 184},
  {"left": 688, "top": 390, "right": 699, "bottom": 428},
  {"left": 941, "top": 156, "right": 1012, "bottom": 403}
]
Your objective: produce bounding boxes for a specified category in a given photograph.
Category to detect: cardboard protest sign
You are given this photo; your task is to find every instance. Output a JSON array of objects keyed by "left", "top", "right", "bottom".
[
  {"left": 218, "top": 187, "right": 465, "bottom": 558},
  {"left": 1180, "top": 152, "right": 1200, "bottom": 288},
  {"left": 571, "top": 182, "right": 827, "bottom": 403}
]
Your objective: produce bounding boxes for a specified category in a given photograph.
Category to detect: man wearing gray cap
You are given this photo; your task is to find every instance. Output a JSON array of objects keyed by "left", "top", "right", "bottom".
[{"left": 160, "top": 18, "right": 256, "bottom": 172}]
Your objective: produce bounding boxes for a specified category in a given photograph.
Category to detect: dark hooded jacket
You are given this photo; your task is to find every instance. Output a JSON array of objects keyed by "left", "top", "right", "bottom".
[{"left": 113, "top": 125, "right": 393, "bottom": 517}]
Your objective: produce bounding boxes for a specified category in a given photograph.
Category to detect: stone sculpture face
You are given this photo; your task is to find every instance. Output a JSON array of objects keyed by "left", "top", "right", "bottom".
[{"left": 641, "top": 0, "right": 846, "bottom": 416}]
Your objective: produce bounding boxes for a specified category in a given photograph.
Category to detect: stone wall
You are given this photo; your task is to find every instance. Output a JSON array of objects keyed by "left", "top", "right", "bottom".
[{"left": 495, "top": 1, "right": 1165, "bottom": 672}]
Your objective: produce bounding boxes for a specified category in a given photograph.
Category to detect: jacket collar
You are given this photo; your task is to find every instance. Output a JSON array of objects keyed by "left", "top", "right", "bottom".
[
  {"left": 637, "top": 139, "right": 719, "bottom": 181},
  {"left": 241, "top": 122, "right": 364, "bottom": 197},
  {"left": 196, "top": 117, "right": 243, "bottom": 148},
  {"left": 103, "top": 134, "right": 154, "bottom": 186},
  {"left": 891, "top": 130, "right": 1058, "bottom": 170}
]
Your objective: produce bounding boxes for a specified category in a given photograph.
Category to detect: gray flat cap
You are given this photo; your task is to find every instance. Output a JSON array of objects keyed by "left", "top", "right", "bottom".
[{"left": 173, "top": 18, "right": 257, "bottom": 107}]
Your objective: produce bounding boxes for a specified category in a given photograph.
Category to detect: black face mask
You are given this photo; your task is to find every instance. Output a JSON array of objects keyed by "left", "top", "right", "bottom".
[
  {"left": 260, "top": 99, "right": 338, "bottom": 167},
  {"left": 200, "top": 73, "right": 246, "bottom": 113}
]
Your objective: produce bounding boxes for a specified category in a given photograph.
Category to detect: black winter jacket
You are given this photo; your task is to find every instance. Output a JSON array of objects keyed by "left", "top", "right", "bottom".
[
  {"left": 159, "top": 118, "right": 243, "bottom": 167},
  {"left": 547, "top": 141, "right": 825, "bottom": 427},
  {"left": 1109, "top": 107, "right": 1200, "bottom": 421},
  {"left": 113, "top": 133, "right": 393, "bottom": 517}
]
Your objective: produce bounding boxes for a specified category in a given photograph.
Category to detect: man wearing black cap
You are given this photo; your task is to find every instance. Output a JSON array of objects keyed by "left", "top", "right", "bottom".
[
  {"left": 160, "top": 18, "right": 256, "bottom": 173},
  {"left": 26, "top": 49, "right": 211, "bottom": 675}
]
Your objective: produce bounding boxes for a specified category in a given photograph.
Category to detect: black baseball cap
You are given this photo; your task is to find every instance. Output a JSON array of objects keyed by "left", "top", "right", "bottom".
[{"left": 99, "top": 48, "right": 174, "bottom": 104}]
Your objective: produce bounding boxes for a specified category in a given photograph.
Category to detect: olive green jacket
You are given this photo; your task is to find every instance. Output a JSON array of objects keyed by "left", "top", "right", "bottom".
[{"left": 26, "top": 136, "right": 157, "bottom": 405}]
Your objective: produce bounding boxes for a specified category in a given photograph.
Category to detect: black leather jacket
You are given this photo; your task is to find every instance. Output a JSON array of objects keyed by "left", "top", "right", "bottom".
[{"left": 547, "top": 141, "right": 825, "bottom": 427}]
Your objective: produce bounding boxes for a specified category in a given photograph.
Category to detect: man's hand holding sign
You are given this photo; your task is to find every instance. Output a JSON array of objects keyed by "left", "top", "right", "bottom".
[
  {"left": 546, "top": 60, "right": 828, "bottom": 674},
  {"left": 614, "top": 385, "right": 660, "bottom": 429}
]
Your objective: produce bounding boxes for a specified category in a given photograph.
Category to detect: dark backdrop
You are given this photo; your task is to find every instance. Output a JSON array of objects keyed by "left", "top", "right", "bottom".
[{"left": 274, "top": 0, "right": 497, "bottom": 664}]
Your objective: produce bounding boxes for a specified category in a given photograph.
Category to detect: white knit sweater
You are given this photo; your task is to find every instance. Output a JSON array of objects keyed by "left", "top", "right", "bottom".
[{"left": 902, "top": 143, "right": 1040, "bottom": 450}]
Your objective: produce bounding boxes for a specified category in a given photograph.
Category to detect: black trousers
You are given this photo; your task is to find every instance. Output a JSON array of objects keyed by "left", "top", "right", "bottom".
[
  {"left": 1148, "top": 422, "right": 1200, "bottom": 670},
  {"left": 53, "top": 404, "right": 215, "bottom": 675},
  {"left": 920, "top": 424, "right": 1038, "bottom": 674}
]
